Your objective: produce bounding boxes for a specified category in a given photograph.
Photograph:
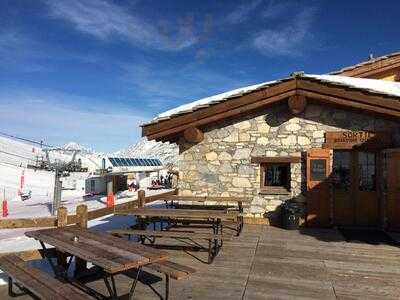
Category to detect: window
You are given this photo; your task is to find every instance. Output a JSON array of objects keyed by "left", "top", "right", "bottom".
[
  {"left": 261, "top": 163, "right": 291, "bottom": 194},
  {"left": 90, "top": 180, "right": 95, "bottom": 192},
  {"left": 358, "top": 152, "right": 376, "bottom": 191},
  {"left": 332, "top": 151, "right": 351, "bottom": 190}
]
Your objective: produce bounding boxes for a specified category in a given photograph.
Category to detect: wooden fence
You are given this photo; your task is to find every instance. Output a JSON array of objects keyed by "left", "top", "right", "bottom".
[{"left": 0, "top": 189, "right": 177, "bottom": 230}]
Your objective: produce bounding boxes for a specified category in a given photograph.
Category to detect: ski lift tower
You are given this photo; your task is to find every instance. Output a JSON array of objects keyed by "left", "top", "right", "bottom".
[{"left": 43, "top": 148, "right": 81, "bottom": 215}]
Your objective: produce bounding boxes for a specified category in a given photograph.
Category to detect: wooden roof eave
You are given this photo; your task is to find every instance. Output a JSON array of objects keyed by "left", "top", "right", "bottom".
[
  {"left": 331, "top": 54, "right": 400, "bottom": 78},
  {"left": 142, "top": 79, "right": 297, "bottom": 140},
  {"left": 296, "top": 78, "right": 400, "bottom": 117},
  {"left": 143, "top": 77, "right": 400, "bottom": 142}
]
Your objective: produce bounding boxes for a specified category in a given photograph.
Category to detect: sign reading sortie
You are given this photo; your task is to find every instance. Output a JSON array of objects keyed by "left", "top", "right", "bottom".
[{"left": 323, "top": 131, "right": 392, "bottom": 149}]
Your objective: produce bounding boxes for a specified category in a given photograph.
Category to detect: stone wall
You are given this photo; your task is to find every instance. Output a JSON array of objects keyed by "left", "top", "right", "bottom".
[{"left": 177, "top": 102, "right": 400, "bottom": 218}]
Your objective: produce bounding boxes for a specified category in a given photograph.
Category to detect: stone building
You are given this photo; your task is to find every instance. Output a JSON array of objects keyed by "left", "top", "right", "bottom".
[{"left": 142, "top": 52, "right": 400, "bottom": 229}]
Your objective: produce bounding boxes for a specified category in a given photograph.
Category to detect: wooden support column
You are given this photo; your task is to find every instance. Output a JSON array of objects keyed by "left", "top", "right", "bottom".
[
  {"left": 75, "top": 204, "right": 88, "bottom": 276},
  {"left": 138, "top": 190, "right": 145, "bottom": 208},
  {"left": 288, "top": 94, "right": 307, "bottom": 114},
  {"left": 183, "top": 127, "right": 204, "bottom": 143}
]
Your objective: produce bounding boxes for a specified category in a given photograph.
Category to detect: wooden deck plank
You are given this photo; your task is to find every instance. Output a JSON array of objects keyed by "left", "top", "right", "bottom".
[
  {"left": 0, "top": 255, "right": 91, "bottom": 300},
  {"left": 3, "top": 225, "right": 400, "bottom": 299}
]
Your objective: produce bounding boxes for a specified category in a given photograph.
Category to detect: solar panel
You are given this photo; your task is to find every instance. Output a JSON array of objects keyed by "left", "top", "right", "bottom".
[
  {"left": 115, "top": 158, "right": 124, "bottom": 166},
  {"left": 121, "top": 158, "right": 130, "bottom": 166},
  {"left": 107, "top": 157, "right": 164, "bottom": 168},
  {"left": 109, "top": 157, "right": 118, "bottom": 167}
]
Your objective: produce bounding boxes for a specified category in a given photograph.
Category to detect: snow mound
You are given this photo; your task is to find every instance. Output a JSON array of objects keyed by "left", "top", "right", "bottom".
[{"left": 115, "top": 137, "right": 178, "bottom": 166}]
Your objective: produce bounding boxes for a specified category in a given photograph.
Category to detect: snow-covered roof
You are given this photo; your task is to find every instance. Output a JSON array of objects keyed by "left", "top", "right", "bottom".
[
  {"left": 144, "top": 79, "right": 286, "bottom": 125},
  {"left": 144, "top": 73, "right": 400, "bottom": 126},
  {"left": 303, "top": 74, "right": 400, "bottom": 98}
]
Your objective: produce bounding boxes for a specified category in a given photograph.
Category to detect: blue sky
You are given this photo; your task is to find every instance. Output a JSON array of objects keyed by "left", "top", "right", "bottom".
[{"left": 0, "top": 0, "right": 399, "bottom": 152}]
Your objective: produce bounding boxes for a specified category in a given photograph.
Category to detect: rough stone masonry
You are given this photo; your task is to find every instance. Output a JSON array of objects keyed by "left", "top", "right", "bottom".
[{"left": 177, "top": 102, "right": 400, "bottom": 219}]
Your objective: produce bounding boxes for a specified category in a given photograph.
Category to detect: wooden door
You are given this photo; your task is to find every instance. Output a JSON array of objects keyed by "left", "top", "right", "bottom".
[
  {"left": 306, "top": 149, "right": 332, "bottom": 227},
  {"left": 386, "top": 149, "right": 400, "bottom": 230},
  {"left": 332, "top": 151, "right": 354, "bottom": 225},
  {"left": 354, "top": 151, "right": 379, "bottom": 226}
]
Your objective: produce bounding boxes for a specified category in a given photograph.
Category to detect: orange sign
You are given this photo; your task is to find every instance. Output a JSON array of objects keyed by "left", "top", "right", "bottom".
[{"left": 323, "top": 131, "right": 392, "bottom": 149}]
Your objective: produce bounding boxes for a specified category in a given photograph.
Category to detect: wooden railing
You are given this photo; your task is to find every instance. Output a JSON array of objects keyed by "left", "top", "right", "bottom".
[{"left": 0, "top": 189, "right": 177, "bottom": 230}]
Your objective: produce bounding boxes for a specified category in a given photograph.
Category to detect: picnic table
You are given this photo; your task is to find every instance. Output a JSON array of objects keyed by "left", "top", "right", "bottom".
[
  {"left": 25, "top": 226, "right": 168, "bottom": 299},
  {"left": 117, "top": 208, "right": 239, "bottom": 234},
  {"left": 163, "top": 195, "right": 251, "bottom": 211},
  {"left": 115, "top": 208, "right": 237, "bottom": 263},
  {"left": 161, "top": 196, "right": 250, "bottom": 235}
]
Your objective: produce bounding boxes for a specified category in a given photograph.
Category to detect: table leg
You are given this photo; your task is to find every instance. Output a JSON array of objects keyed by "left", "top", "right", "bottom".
[
  {"left": 165, "top": 274, "right": 170, "bottom": 300},
  {"left": 128, "top": 266, "right": 142, "bottom": 300},
  {"left": 103, "top": 274, "right": 118, "bottom": 299},
  {"left": 214, "top": 219, "right": 221, "bottom": 250},
  {"left": 39, "top": 241, "right": 65, "bottom": 278},
  {"left": 8, "top": 277, "right": 16, "bottom": 297}
]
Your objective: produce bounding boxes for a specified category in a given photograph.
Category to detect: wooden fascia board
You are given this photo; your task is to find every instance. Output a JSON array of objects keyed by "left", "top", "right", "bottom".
[
  {"left": 144, "top": 76, "right": 400, "bottom": 141},
  {"left": 336, "top": 56, "right": 400, "bottom": 77},
  {"left": 297, "top": 90, "right": 400, "bottom": 118},
  {"left": 143, "top": 79, "right": 297, "bottom": 139},
  {"left": 356, "top": 62, "right": 400, "bottom": 78},
  {"left": 147, "top": 89, "right": 297, "bottom": 140},
  {"left": 297, "top": 79, "right": 400, "bottom": 113}
]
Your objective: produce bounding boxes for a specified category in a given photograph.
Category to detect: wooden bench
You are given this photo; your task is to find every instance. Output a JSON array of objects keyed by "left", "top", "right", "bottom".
[
  {"left": 0, "top": 254, "right": 92, "bottom": 300},
  {"left": 145, "top": 260, "right": 196, "bottom": 300},
  {"left": 110, "top": 229, "right": 229, "bottom": 263}
]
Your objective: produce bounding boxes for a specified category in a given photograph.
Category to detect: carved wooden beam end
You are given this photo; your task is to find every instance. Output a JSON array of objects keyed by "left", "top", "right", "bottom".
[
  {"left": 288, "top": 95, "right": 307, "bottom": 114},
  {"left": 183, "top": 127, "right": 204, "bottom": 143}
]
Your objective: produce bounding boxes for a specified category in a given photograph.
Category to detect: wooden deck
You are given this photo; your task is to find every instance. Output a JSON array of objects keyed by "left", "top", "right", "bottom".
[{"left": 1, "top": 225, "right": 400, "bottom": 299}]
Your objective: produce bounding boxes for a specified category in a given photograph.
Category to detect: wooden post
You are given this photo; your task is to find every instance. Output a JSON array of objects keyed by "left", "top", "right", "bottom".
[
  {"left": 57, "top": 207, "right": 68, "bottom": 228},
  {"left": 76, "top": 204, "right": 88, "bottom": 229},
  {"left": 56, "top": 207, "right": 68, "bottom": 268},
  {"left": 75, "top": 204, "right": 88, "bottom": 276},
  {"left": 137, "top": 190, "right": 146, "bottom": 230}
]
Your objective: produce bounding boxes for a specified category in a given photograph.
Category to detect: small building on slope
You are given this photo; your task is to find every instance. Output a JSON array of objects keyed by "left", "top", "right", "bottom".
[
  {"left": 85, "top": 157, "right": 163, "bottom": 195},
  {"left": 141, "top": 52, "right": 400, "bottom": 230}
]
